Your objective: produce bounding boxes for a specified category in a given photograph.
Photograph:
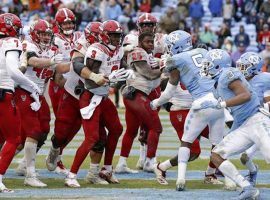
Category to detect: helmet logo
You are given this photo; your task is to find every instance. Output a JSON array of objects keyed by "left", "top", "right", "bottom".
[
  {"left": 248, "top": 55, "right": 259, "bottom": 64},
  {"left": 167, "top": 33, "right": 180, "bottom": 44},
  {"left": 4, "top": 16, "right": 13, "bottom": 26},
  {"left": 209, "top": 50, "right": 222, "bottom": 61}
]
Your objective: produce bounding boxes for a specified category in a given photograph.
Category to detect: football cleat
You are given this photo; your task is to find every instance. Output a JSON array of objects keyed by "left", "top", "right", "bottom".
[
  {"left": 176, "top": 179, "right": 185, "bottom": 191},
  {"left": 154, "top": 163, "right": 168, "bottom": 185},
  {"left": 115, "top": 163, "right": 139, "bottom": 174},
  {"left": 46, "top": 147, "right": 60, "bottom": 171},
  {"left": 233, "top": 186, "right": 260, "bottom": 200},
  {"left": 24, "top": 175, "right": 47, "bottom": 188},
  {"left": 204, "top": 173, "right": 223, "bottom": 185},
  {"left": 143, "top": 158, "right": 157, "bottom": 173},
  {"left": 224, "top": 176, "right": 237, "bottom": 191},
  {"left": 0, "top": 182, "right": 14, "bottom": 193},
  {"left": 245, "top": 165, "right": 259, "bottom": 187},
  {"left": 85, "top": 171, "right": 109, "bottom": 185},
  {"left": 65, "top": 173, "right": 80, "bottom": 188},
  {"left": 54, "top": 160, "right": 69, "bottom": 176},
  {"left": 99, "top": 168, "right": 119, "bottom": 184}
]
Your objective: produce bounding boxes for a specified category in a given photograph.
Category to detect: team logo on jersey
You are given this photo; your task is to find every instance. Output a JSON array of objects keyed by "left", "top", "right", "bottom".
[
  {"left": 63, "top": 93, "right": 68, "bottom": 100},
  {"left": 209, "top": 50, "right": 222, "bottom": 61},
  {"left": 177, "top": 114, "right": 182, "bottom": 122},
  {"left": 21, "top": 95, "right": 26, "bottom": 102},
  {"left": 226, "top": 70, "right": 235, "bottom": 80},
  {"left": 53, "top": 86, "right": 59, "bottom": 93}
]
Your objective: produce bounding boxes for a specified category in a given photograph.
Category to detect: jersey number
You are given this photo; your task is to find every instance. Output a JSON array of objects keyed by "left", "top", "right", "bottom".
[{"left": 191, "top": 54, "right": 203, "bottom": 68}]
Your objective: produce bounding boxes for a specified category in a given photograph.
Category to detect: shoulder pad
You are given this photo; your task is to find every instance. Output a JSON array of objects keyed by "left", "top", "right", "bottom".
[
  {"left": 3, "top": 38, "right": 22, "bottom": 53},
  {"left": 220, "top": 68, "right": 242, "bottom": 87},
  {"left": 85, "top": 44, "right": 107, "bottom": 62}
]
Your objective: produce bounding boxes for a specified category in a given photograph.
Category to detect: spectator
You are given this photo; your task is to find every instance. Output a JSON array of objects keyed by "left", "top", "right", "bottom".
[
  {"left": 208, "top": 0, "right": 223, "bottom": 17},
  {"left": 189, "top": 0, "right": 204, "bottom": 29},
  {"left": 28, "top": 0, "right": 42, "bottom": 20},
  {"left": 118, "top": 3, "right": 135, "bottom": 33},
  {"left": 262, "top": 57, "right": 270, "bottom": 72},
  {"left": 258, "top": 24, "right": 270, "bottom": 50},
  {"left": 260, "top": 42, "right": 270, "bottom": 60},
  {"left": 159, "top": 7, "right": 180, "bottom": 34},
  {"left": 82, "top": 1, "right": 101, "bottom": 22},
  {"left": 177, "top": 0, "right": 189, "bottom": 20},
  {"left": 139, "top": 0, "right": 151, "bottom": 13},
  {"left": 217, "top": 23, "right": 231, "bottom": 48},
  {"left": 199, "top": 23, "right": 218, "bottom": 48},
  {"left": 260, "top": 0, "right": 270, "bottom": 19},
  {"left": 106, "top": 0, "right": 122, "bottom": 20},
  {"left": 246, "top": 9, "right": 258, "bottom": 25},
  {"left": 223, "top": 0, "right": 234, "bottom": 26},
  {"left": 256, "top": 17, "right": 266, "bottom": 32},
  {"left": 231, "top": 42, "right": 247, "bottom": 66},
  {"left": 221, "top": 36, "right": 236, "bottom": 54},
  {"left": 234, "top": 25, "right": 250, "bottom": 48}
]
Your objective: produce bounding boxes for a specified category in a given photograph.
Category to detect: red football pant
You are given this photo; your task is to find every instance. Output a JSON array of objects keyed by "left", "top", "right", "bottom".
[
  {"left": 15, "top": 89, "right": 50, "bottom": 143},
  {"left": 53, "top": 90, "right": 81, "bottom": 151},
  {"left": 120, "top": 92, "right": 162, "bottom": 158},
  {"left": 0, "top": 93, "right": 21, "bottom": 175},
  {"left": 70, "top": 91, "right": 122, "bottom": 174},
  {"left": 48, "top": 80, "right": 64, "bottom": 115}
]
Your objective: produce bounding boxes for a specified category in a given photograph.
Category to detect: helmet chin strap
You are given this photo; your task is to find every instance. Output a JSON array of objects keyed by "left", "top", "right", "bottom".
[{"left": 63, "top": 29, "right": 73, "bottom": 35}]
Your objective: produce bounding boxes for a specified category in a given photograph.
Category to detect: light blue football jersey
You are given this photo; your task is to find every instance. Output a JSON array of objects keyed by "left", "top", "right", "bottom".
[
  {"left": 166, "top": 48, "right": 215, "bottom": 100},
  {"left": 217, "top": 67, "right": 260, "bottom": 129},
  {"left": 248, "top": 72, "right": 270, "bottom": 105}
]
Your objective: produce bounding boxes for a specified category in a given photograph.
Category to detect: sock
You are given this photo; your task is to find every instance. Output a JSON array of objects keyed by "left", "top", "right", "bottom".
[
  {"left": 139, "top": 144, "right": 146, "bottom": 161},
  {"left": 104, "top": 165, "right": 112, "bottom": 171},
  {"left": 245, "top": 159, "right": 257, "bottom": 173},
  {"left": 90, "top": 163, "right": 99, "bottom": 174},
  {"left": 0, "top": 174, "right": 2, "bottom": 182},
  {"left": 159, "top": 160, "right": 172, "bottom": 171},
  {"left": 177, "top": 147, "right": 190, "bottom": 181},
  {"left": 118, "top": 156, "right": 127, "bottom": 165},
  {"left": 24, "top": 141, "right": 37, "bottom": 177},
  {"left": 205, "top": 165, "right": 216, "bottom": 175},
  {"left": 219, "top": 160, "right": 250, "bottom": 188}
]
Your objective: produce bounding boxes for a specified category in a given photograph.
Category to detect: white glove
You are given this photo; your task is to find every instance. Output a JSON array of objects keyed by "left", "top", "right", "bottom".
[
  {"left": 50, "top": 53, "right": 64, "bottom": 65},
  {"left": 150, "top": 99, "right": 159, "bottom": 110},
  {"left": 21, "top": 51, "right": 28, "bottom": 69},
  {"left": 125, "top": 69, "right": 136, "bottom": 79},
  {"left": 123, "top": 44, "right": 135, "bottom": 53},
  {"left": 108, "top": 68, "right": 129, "bottom": 82},
  {"left": 89, "top": 72, "right": 108, "bottom": 86},
  {"left": 30, "top": 88, "right": 41, "bottom": 111},
  {"left": 159, "top": 54, "right": 171, "bottom": 71},
  {"left": 149, "top": 56, "right": 159, "bottom": 69}
]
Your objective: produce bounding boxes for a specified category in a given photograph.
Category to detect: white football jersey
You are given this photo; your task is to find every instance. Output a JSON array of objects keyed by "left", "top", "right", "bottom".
[
  {"left": 21, "top": 40, "right": 57, "bottom": 94},
  {"left": 169, "top": 84, "right": 193, "bottom": 111},
  {"left": 84, "top": 43, "right": 124, "bottom": 96},
  {"left": 127, "top": 47, "right": 160, "bottom": 95},
  {"left": 0, "top": 37, "right": 22, "bottom": 91}
]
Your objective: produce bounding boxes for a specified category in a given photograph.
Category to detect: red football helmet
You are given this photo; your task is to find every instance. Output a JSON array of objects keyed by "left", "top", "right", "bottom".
[
  {"left": 137, "top": 13, "right": 157, "bottom": 33},
  {"left": 99, "top": 20, "right": 123, "bottom": 51},
  {"left": 0, "top": 13, "right": 22, "bottom": 37},
  {"left": 84, "top": 22, "right": 102, "bottom": 44},
  {"left": 30, "top": 19, "right": 53, "bottom": 48},
  {"left": 55, "top": 8, "right": 76, "bottom": 35}
]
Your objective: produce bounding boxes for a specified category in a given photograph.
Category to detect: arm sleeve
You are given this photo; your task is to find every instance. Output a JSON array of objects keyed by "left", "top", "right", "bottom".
[
  {"left": 72, "top": 56, "right": 85, "bottom": 75},
  {"left": 155, "top": 82, "right": 178, "bottom": 107},
  {"left": 6, "top": 51, "right": 35, "bottom": 90}
]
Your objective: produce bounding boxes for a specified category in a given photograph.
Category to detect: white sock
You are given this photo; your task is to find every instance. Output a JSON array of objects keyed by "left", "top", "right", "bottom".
[
  {"left": 205, "top": 165, "right": 216, "bottom": 175},
  {"left": 139, "top": 144, "right": 146, "bottom": 161},
  {"left": 24, "top": 141, "right": 37, "bottom": 177},
  {"left": 177, "top": 147, "right": 190, "bottom": 181},
  {"left": 118, "top": 156, "right": 127, "bottom": 165},
  {"left": 219, "top": 160, "right": 250, "bottom": 188},
  {"left": 246, "top": 145, "right": 257, "bottom": 159},
  {"left": 0, "top": 174, "right": 2, "bottom": 182},
  {"left": 90, "top": 163, "right": 99, "bottom": 174},
  {"left": 159, "top": 160, "right": 172, "bottom": 171},
  {"left": 104, "top": 165, "right": 112, "bottom": 171},
  {"left": 245, "top": 159, "right": 257, "bottom": 173}
]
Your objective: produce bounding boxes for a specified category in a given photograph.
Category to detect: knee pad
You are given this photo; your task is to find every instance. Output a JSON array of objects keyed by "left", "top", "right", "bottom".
[{"left": 92, "top": 140, "right": 106, "bottom": 153}]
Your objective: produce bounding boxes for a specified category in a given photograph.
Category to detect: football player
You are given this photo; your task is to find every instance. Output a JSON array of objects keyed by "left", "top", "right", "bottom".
[{"left": 0, "top": 13, "right": 41, "bottom": 192}]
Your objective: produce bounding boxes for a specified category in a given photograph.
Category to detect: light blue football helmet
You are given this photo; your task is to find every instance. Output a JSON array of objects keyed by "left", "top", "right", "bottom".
[
  {"left": 164, "top": 30, "right": 192, "bottom": 55},
  {"left": 201, "top": 49, "right": 232, "bottom": 79},
  {"left": 236, "top": 52, "right": 263, "bottom": 78}
]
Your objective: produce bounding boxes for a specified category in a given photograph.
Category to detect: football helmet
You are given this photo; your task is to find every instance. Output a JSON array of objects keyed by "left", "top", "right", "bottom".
[
  {"left": 84, "top": 22, "right": 102, "bottom": 44},
  {"left": 137, "top": 13, "right": 157, "bottom": 33},
  {"left": 0, "top": 13, "right": 22, "bottom": 37},
  {"left": 99, "top": 20, "right": 123, "bottom": 51},
  {"left": 165, "top": 30, "right": 192, "bottom": 55},
  {"left": 236, "top": 52, "right": 263, "bottom": 78},
  {"left": 55, "top": 8, "right": 76, "bottom": 35},
  {"left": 30, "top": 19, "right": 53, "bottom": 48},
  {"left": 201, "top": 49, "right": 232, "bottom": 79}
]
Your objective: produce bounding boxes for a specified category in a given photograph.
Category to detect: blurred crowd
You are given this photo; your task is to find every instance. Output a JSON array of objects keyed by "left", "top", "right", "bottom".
[{"left": 1, "top": 0, "right": 270, "bottom": 71}]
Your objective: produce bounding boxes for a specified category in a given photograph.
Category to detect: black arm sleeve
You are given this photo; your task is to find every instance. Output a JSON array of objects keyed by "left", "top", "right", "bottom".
[
  {"left": 26, "top": 51, "right": 39, "bottom": 60},
  {"left": 73, "top": 56, "right": 85, "bottom": 76},
  {"left": 85, "top": 58, "right": 102, "bottom": 73}
]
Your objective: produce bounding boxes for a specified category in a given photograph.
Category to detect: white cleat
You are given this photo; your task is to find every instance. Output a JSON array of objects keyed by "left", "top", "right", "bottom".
[
  {"left": 99, "top": 168, "right": 119, "bottom": 184},
  {"left": 143, "top": 158, "right": 156, "bottom": 173},
  {"left": 136, "top": 159, "right": 145, "bottom": 170},
  {"left": 115, "top": 164, "right": 139, "bottom": 174},
  {"left": 65, "top": 173, "right": 80, "bottom": 188},
  {"left": 0, "top": 182, "right": 14, "bottom": 193},
  {"left": 154, "top": 163, "right": 168, "bottom": 185},
  {"left": 204, "top": 174, "right": 223, "bottom": 185},
  {"left": 24, "top": 175, "right": 47, "bottom": 188},
  {"left": 46, "top": 147, "right": 60, "bottom": 171},
  {"left": 224, "top": 176, "right": 237, "bottom": 191},
  {"left": 176, "top": 179, "right": 185, "bottom": 191},
  {"left": 54, "top": 160, "right": 69, "bottom": 176},
  {"left": 85, "top": 171, "right": 109, "bottom": 185}
]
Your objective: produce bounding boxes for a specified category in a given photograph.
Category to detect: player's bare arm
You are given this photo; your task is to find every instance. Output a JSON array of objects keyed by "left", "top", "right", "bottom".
[{"left": 133, "top": 60, "right": 161, "bottom": 80}]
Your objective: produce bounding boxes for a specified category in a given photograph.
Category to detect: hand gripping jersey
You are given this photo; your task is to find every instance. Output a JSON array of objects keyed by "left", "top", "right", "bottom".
[
  {"left": 217, "top": 67, "right": 260, "bottom": 129},
  {"left": 84, "top": 43, "right": 124, "bottom": 96},
  {"left": 165, "top": 48, "right": 214, "bottom": 100},
  {"left": 64, "top": 35, "right": 90, "bottom": 99},
  {"left": 123, "top": 32, "right": 167, "bottom": 58},
  {"left": 0, "top": 37, "right": 22, "bottom": 91},
  {"left": 126, "top": 47, "right": 160, "bottom": 95},
  {"left": 21, "top": 40, "right": 57, "bottom": 94},
  {"left": 248, "top": 72, "right": 270, "bottom": 105}
]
